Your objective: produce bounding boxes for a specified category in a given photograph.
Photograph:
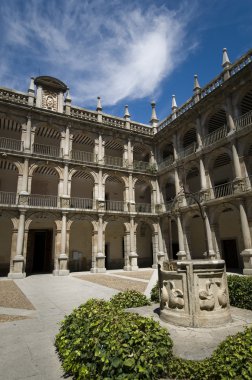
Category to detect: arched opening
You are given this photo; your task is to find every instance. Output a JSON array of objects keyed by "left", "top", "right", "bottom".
[
  {"left": 218, "top": 208, "right": 241, "bottom": 271},
  {"left": 136, "top": 221, "right": 153, "bottom": 267},
  {"left": 187, "top": 215, "right": 205, "bottom": 259},
  {"left": 69, "top": 220, "right": 93, "bottom": 272},
  {"left": 0, "top": 160, "right": 18, "bottom": 204},
  {"left": 135, "top": 179, "right": 151, "bottom": 213},
  {"left": 72, "top": 133, "right": 95, "bottom": 163},
  {"left": 207, "top": 109, "right": 227, "bottom": 134},
  {"left": 105, "top": 221, "right": 125, "bottom": 269},
  {"left": 104, "top": 140, "right": 124, "bottom": 168},
  {"left": 179, "top": 128, "right": 197, "bottom": 158},
  {"left": 26, "top": 218, "right": 56, "bottom": 275},
  {"left": 211, "top": 153, "right": 233, "bottom": 198},
  {"left": 0, "top": 118, "right": 22, "bottom": 152},
  {"left": 105, "top": 176, "right": 125, "bottom": 211},
  {"left": 0, "top": 217, "right": 13, "bottom": 276},
  {"left": 240, "top": 89, "right": 252, "bottom": 115},
  {"left": 185, "top": 167, "right": 201, "bottom": 205},
  {"left": 30, "top": 166, "right": 59, "bottom": 207},
  {"left": 70, "top": 171, "right": 94, "bottom": 209},
  {"left": 159, "top": 143, "right": 174, "bottom": 168},
  {"left": 133, "top": 144, "right": 151, "bottom": 171},
  {"left": 33, "top": 125, "right": 61, "bottom": 158}
]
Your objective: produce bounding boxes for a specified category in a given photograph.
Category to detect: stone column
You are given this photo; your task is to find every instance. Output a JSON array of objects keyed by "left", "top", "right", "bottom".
[
  {"left": 63, "top": 124, "right": 71, "bottom": 159},
  {"left": 157, "top": 221, "right": 165, "bottom": 264},
  {"left": 226, "top": 96, "right": 236, "bottom": 133},
  {"left": 96, "top": 214, "right": 106, "bottom": 272},
  {"left": 63, "top": 164, "right": 69, "bottom": 196},
  {"left": 129, "top": 216, "right": 138, "bottom": 270},
  {"left": 58, "top": 212, "right": 69, "bottom": 275},
  {"left": 203, "top": 208, "right": 216, "bottom": 258},
  {"left": 128, "top": 173, "right": 135, "bottom": 212},
  {"left": 24, "top": 116, "right": 32, "bottom": 153},
  {"left": 8, "top": 210, "right": 26, "bottom": 278},
  {"left": 172, "top": 135, "right": 178, "bottom": 160},
  {"left": 98, "top": 135, "right": 104, "bottom": 165},
  {"left": 123, "top": 232, "right": 131, "bottom": 270},
  {"left": 20, "top": 158, "right": 29, "bottom": 194},
  {"left": 238, "top": 199, "right": 252, "bottom": 274},
  {"left": 127, "top": 140, "right": 133, "bottom": 168},
  {"left": 152, "top": 232, "right": 159, "bottom": 268},
  {"left": 211, "top": 223, "right": 221, "bottom": 259},
  {"left": 174, "top": 168, "right": 180, "bottom": 195},
  {"left": 199, "top": 158, "right": 207, "bottom": 190},
  {"left": 231, "top": 142, "right": 242, "bottom": 179},
  {"left": 184, "top": 226, "right": 191, "bottom": 260},
  {"left": 8, "top": 227, "right": 18, "bottom": 275},
  {"left": 176, "top": 212, "right": 186, "bottom": 260},
  {"left": 53, "top": 228, "right": 61, "bottom": 274},
  {"left": 196, "top": 117, "right": 203, "bottom": 148}
]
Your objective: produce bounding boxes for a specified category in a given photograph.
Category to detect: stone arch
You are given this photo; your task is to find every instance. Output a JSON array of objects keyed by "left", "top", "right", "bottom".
[
  {"left": 30, "top": 165, "right": 60, "bottom": 197},
  {"left": 160, "top": 173, "right": 176, "bottom": 203},
  {"left": 181, "top": 127, "right": 197, "bottom": 148},
  {"left": 0, "top": 117, "right": 23, "bottom": 141},
  {"left": 104, "top": 174, "right": 126, "bottom": 210},
  {"left": 183, "top": 211, "right": 205, "bottom": 259},
  {"left": 185, "top": 165, "right": 201, "bottom": 194},
  {"left": 134, "top": 177, "right": 152, "bottom": 211},
  {"left": 133, "top": 142, "right": 151, "bottom": 163},
  {"left": 105, "top": 218, "right": 126, "bottom": 269},
  {"left": 204, "top": 108, "right": 227, "bottom": 135},
  {"left": 135, "top": 218, "right": 154, "bottom": 267},
  {"left": 71, "top": 170, "right": 95, "bottom": 204},
  {"left": 233, "top": 85, "right": 252, "bottom": 116},
  {"left": 0, "top": 159, "right": 20, "bottom": 195}
]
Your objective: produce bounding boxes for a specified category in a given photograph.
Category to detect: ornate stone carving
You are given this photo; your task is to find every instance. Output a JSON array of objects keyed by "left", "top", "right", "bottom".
[
  {"left": 168, "top": 281, "right": 184, "bottom": 309},
  {"left": 160, "top": 281, "right": 169, "bottom": 310},
  {"left": 42, "top": 90, "right": 58, "bottom": 111},
  {"left": 199, "top": 279, "right": 215, "bottom": 311},
  {"left": 215, "top": 280, "right": 228, "bottom": 308}
]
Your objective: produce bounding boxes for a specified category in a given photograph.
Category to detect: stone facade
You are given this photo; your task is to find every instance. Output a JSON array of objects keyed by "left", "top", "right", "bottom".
[{"left": 0, "top": 49, "right": 252, "bottom": 278}]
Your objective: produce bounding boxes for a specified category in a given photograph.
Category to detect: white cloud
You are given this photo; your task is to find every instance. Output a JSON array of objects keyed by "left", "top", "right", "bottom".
[{"left": 0, "top": 0, "right": 194, "bottom": 106}]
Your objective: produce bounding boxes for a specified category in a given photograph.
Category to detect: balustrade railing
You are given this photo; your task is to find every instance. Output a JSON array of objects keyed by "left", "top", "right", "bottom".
[
  {"left": 105, "top": 200, "right": 125, "bottom": 211},
  {"left": 201, "top": 75, "right": 224, "bottom": 99},
  {"left": 33, "top": 143, "right": 61, "bottom": 158},
  {"left": 211, "top": 182, "right": 234, "bottom": 199},
  {"left": 70, "top": 106, "right": 97, "bottom": 122},
  {"left": 102, "top": 115, "right": 126, "bottom": 128},
  {"left": 235, "top": 110, "right": 252, "bottom": 131},
  {"left": 135, "top": 202, "right": 152, "bottom": 213},
  {"left": 177, "top": 142, "right": 196, "bottom": 159},
  {"left": 158, "top": 156, "right": 174, "bottom": 170},
  {"left": 0, "top": 137, "right": 23, "bottom": 152},
  {"left": 133, "top": 161, "right": 157, "bottom": 172},
  {"left": 71, "top": 150, "right": 96, "bottom": 163},
  {"left": 202, "top": 125, "right": 228, "bottom": 147},
  {"left": 0, "top": 191, "right": 17, "bottom": 205},
  {"left": 230, "top": 50, "right": 252, "bottom": 77},
  {"left": 104, "top": 156, "right": 125, "bottom": 168},
  {"left": 0, "top": 88, "right": 29, "bottom": 105},
  {"left": 28, "top": 194, "right": 58, "bottom": 207},
  {"left": 70, "top": 197, "right": 93, "bottom": 209},
  {"left": 130, "top": 123, "right": 153, "bottom": 135}
]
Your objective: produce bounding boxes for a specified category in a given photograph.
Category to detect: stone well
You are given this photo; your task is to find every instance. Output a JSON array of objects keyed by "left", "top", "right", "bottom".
[{"left": 158, "top": 260, "right": 232, "bottom": 328}]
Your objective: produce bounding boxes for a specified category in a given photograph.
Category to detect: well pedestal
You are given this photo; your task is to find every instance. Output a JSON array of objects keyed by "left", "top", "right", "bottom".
[{"left": 159, "top": 260, "right": 232, "bottom": 327}]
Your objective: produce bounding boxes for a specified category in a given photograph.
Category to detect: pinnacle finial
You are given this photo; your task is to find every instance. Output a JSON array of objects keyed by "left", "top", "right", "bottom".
[
  {"left": 28, "top": 77, "right": 35, "bottom": 93},
  {"left": 193, "top": 74, "right": 201, "bottom": 90},
  {"left": 172, "top": 95, "right": 177, "bottom": 111},
  {"left": 222, "top": 48, "right": 231, "bottom": 68},
  {"left": 96, "top": 96, "right": 102, "bottom": 112},
  {"left": 124, "top": 105, "right": 131, "bottom": 120},
  {"left": 150, "top": 101, "right": 158, "bottom": 124},
  {"left": 65, "top": 87, "right": 71, "bottom": 102}
]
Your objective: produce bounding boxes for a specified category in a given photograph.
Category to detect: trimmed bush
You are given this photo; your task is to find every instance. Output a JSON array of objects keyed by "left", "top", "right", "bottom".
[
  {"left": 228, "top": 275, "right": 252, "bottom": 310},
  {"left": 150, "top": 281, "right": 159, "bottom": 303},
  {"left": 55, "top": 298, "right": 173, "bottom": 380},
  {"left": 110, "top": 290, "right": 151, "bottom": 309}
]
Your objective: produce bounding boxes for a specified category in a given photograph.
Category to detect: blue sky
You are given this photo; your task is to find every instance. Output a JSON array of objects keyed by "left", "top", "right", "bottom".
[{"left": 0, "top": 0, "right": 252, "bottom": 124}]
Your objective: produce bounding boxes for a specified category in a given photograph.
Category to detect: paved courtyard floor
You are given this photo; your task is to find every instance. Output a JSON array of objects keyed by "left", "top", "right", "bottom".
[{"left": 0, "top": 270, "right": 251, "bottom": 379}]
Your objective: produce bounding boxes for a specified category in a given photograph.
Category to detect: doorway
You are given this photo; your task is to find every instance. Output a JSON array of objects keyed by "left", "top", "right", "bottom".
[
  {"left": 26, "top": 230, "right": 53, "bottom": 274},
  {"left": 221, "top": 239, "right": 239, "bottom": 270}
]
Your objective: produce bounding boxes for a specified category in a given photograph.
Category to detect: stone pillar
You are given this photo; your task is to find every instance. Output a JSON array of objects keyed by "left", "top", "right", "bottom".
[
  {"left": 152, "top": 232, "right": 159, "bottom": 269},
  {"left": 203, "top": 208, "right": 216, "bottom": 258},
  {"left": 24, "top": 116, "right": 32, "bottom": 153},
  {"left": 128, "top": 173, "right": 135, "bottom": 212},
  {"left": 63, "top": 124, "right": 71, "bottom": 159},
  {"left": 176, "top": 212, "right": 186, "bottom": 260},
  {"left": 63, "top": 164, "right": 69, "bottom": 196},
  {"left": 157, "top": 221, "right": 165, "bottom": 265},
  {"left": 20, "top": 158, "right": 29, "bottom": 194},
  {"left": 238, "top": 199, "right": 252, "bottom": 274},
  {"left": 174, "top": 168, "right": 180, "bottom": 195},
  {"left": 98, "top": 135, "right": 104, "bottom": 165},
  {"left": 226, "top": 96, "right": 236, "bottom": 133},
  {"left": 123, "top": 232, "right": 131, "bottom": 270},
  {"left": 8, "top": 227, "right": 18, "bottom": 276},
  {"left": 57, "top": 212, "right": 69, "bottom": 275},
  {"left": 211, "top": 223, "right": 221, "bottom": 259},
  {"left": 127, "top": 140, "right": 133, "bottom": 168},
  {"left": 96, "top": 214, "right": 106, "bottom": 272},
  {"left": 172, "top": 135, "right": 178, "bottom": 160},
  {"left": 8, "top": 210, "right": 26, "bottom": 278},
  {"left": 231, "top": 142, "right": 242, "bottom": 179},
  {"left": 199, "top": 158, "right": 207, "bottom": 190},
  {"left": 128, "top": 216, "right": 138, "bottom": 270},
  {"left": 196, "top": 117, "right": 203, "bottom": 148},
  {"left": 184, "top": 226, "right": 191, "bottom": 260}
]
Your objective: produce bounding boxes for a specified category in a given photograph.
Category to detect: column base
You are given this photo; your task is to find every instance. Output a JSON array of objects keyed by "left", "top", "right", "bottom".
[
  {"left": 240, "top": 249, "right": 252, "bottom": 274},
  {"left": 176, "top": 251, "right": 186, "bottom": 260},
  {"left": 243, "top": 268, "right": 252, "bottom": 275},
  {"left": 128, "top": 252, "right": 138, "bottom": 270},
  {"left": 8, "top": 272, "right": 26, "bottom": 279},
  {"left": 96, "top": 253, "right": 106, "bottom": 272},
  {"left": 91, "top": 268, "right": 106, "bottom": 273}
]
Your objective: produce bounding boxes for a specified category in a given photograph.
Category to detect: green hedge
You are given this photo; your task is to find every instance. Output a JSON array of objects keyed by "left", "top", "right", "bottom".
[
  {"left": 228, "top": 275, "right": 252, "bottom": 310},
  {"left": 55, "top": 298, "right": 173, "bottom": 380},
  {"left": 110, "top": 290, "right": 151, "bottom": 309}
]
